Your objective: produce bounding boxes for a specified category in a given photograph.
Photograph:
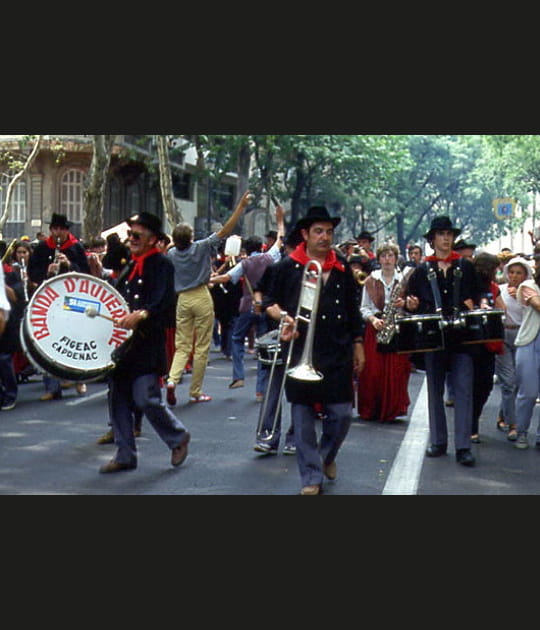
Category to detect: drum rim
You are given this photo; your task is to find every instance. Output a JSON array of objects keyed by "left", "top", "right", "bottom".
[{"left": 22, "top": 272, "right": 131, "bottom": 382}]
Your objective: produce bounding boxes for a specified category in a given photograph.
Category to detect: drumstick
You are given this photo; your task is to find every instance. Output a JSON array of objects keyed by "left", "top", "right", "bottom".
[{"left": 85, "top": 306, "right": 119, "bottom": 325}]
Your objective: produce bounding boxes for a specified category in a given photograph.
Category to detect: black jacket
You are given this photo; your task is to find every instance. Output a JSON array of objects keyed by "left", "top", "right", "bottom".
[
  {"left": 265, "top": 256, "right": 364, "bottom": 404},
  {"left": 28, "top": 238, "right": 90, "bottom": 286},
  {"left": 113, "top": 253, "right": 176, "bottom": 377}
]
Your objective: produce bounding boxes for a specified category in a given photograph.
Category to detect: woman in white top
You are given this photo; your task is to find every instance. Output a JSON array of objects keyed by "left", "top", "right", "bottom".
[
  {"left": 513, "top": 260, "right": 540, "bottom": 448},
  {"left": 495, "top": 257, "right": 532, "bottom": 441},
  {"left": 357, "top": 243, "right": 411, "bottom": 423}
]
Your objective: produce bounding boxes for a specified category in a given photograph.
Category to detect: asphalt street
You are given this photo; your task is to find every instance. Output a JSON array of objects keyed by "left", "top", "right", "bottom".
[{"left": 1, "top": 347, "right": 540, "bottom": 495}]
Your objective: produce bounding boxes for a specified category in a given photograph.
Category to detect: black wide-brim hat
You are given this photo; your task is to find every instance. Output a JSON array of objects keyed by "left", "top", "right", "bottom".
[
  {"left": 423, "top": 215, "right": 461, "bottom": 240},
  {"left": 127, "top": 212, "right": 164, "bottom": 237},
  {"left": 453, "top": 239, "right": 477, "bottom": 251},
  {"left": 356, "top": 230, "right": 375, "bottom": 242},
  {"left": 295, "top": 206, "right": 341, "bottom": 232},
  {"left": 49, "top": 213, "right": 71, "bottom": 229}
]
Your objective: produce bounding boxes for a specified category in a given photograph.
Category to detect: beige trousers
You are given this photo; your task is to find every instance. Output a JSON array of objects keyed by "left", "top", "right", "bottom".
[{"left": 168, "top": 284, "right": 214, "bottom": 398}]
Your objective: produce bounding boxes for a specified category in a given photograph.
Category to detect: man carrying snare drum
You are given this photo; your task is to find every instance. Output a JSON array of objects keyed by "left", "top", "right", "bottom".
[{"left": 404, "top": 216, "right": 481, "bottom": 467}]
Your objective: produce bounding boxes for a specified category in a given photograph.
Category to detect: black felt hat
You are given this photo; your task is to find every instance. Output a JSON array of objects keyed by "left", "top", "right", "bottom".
[
  {"left": 453, "top": 239, "right": 477, "bottom": 251},
  {"left": 126, "top": 212, "right": 164, "bottom": 237},
  {"left": 356, "top": 230, "right": 375, "bottom": 242},
  {"left": 295, "top": 206, "right": 341, "bottom": 231},
  {"left": 423, "top": 216, "right": 462, "bottom": 240},
  {"left": 49, "top": 213, "right": 71, "bottom": 229}
]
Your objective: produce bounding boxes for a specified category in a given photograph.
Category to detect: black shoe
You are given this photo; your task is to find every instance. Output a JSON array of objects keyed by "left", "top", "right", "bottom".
[
  {"left": 456, "top": 449, "right": 475, "bottom": 467},
  {"left": 426, "top": 444, "right": 447, "bottom": 457}
]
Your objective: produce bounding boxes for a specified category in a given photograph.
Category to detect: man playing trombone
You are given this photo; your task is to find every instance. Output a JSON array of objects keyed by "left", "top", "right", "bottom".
[{"left": 265, "top": 207, "right": 365, "bottom": 495}]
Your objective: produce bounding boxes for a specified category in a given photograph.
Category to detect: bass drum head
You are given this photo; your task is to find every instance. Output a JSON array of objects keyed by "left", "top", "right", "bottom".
[{"left": 21, "top": 272, "right": 132, "bottom": 383}]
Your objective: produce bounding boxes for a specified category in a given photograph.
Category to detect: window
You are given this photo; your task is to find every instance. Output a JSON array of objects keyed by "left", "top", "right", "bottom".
[
  {"left": 60, "top": 169, "right": 85, "bottom": 224},
  {"left": 0, "top": 174, "right": 27, "bottom": 223}
]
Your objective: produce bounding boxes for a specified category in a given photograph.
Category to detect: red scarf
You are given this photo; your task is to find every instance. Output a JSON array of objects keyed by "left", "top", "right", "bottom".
[
  {"left": 289, "top": 242, "right": 345, "bottom": 272},
  {"left": 46, "top": 233, "right": 80, "bottom": 251},
  {"left": 128, "top": 247, "right": 160, "bottom": 281},
  {"left": 424, "top": 251, "right": 462, "bottom": 263}
]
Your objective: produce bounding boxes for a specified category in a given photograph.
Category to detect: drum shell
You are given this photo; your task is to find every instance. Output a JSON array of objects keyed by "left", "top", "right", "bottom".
[
  {"left": 21, "top": 272, "right": 132, "bottom": 382},
  {"left": 394, "top": 314, "right": 445, "bottom": 354},
  {"left": 255, "top": 329, "right": 283, "bottom": 365},
  {"left": 455, "top": 308, "right": 505, "bottom": 345}
]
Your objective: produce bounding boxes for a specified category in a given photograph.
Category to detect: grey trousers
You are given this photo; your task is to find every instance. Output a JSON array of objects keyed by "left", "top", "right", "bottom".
[
  {"left": 109, "top": 373, "right": 188, "bottom": 466},
  {"left": 515, "top": 334, "right": 540, "bottom": 440},
  {"left": 424, "top": 350, "right": 473, "bottom": 451},
  {"left": 291, "top": 401, "right": 352, "bottom": 487}
]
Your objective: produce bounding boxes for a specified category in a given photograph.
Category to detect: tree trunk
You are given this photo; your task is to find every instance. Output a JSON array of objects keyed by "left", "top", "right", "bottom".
[
  {"left": 0, "top": 135, "right": 42, "bottom": 239},
  {"left": 156, "top": 135, "right": 182, "bottom": 231},
  {"left": 83, "top": 135, "right": 116, "bottom": 241}
]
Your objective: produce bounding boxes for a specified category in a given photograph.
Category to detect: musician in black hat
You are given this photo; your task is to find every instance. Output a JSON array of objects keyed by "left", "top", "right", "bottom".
[
  {"left": 27, "top": 213, "right": 91, "bottom": 401},
  {"left": 99, "top": 211, "right": 191, "bottom": 473},
  {"left": 453, "top": 239, "right": 477, "bottom": 261},
  {"left": 404, "top": 215, "right": 481, "bottom": 467},
  {"left": 356, "top": 230, "right": 376, "bottom": 260},
  {"left": 28, "top": 213, "right": 90, "bottom": 286},
  {"left": 265, "top": 206, "right": 365, "bottom": 495}
]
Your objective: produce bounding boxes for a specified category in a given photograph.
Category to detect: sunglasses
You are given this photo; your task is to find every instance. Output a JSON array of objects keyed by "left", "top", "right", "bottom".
[{"left": 127, "top": 230, "right": 144, "bottom": 241}]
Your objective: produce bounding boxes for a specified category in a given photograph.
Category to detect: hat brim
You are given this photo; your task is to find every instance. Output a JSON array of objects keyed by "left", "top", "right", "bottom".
[
  {"left": 423, "top": 227, "right": 461, "bottom": 240},
  {"left": 296, "top": 216, "right": 341, "bottom": 231}
]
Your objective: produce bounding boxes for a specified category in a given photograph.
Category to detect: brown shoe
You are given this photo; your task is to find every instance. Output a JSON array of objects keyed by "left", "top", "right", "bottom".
[
  {"left": 323, "top": 461, "right": 337, "bottom": 480},
  {"left": 99, "top": 459, "right": 137, "bottom": 474},
  {"left": 171, "top": 432, "right": 191, "bottom": 467},
  {"left": 40, "top": 391, "right": 62, "bottom": 401},
  {"left": 300, "top": 484, "right": 321, "bottom": 496},
  {"left": 96, "top": 429, "right": 114, "bottom": 445},
  {"left": 166, "top": 383, "right": 177, "bottom": 406}
]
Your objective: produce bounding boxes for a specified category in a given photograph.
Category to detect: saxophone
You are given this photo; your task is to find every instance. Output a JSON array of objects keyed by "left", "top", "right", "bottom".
[{"left": 376, "top": 267, "right": 414, "bottom": 346}]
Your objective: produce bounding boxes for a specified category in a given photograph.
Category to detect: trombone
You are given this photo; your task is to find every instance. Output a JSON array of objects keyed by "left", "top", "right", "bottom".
[{"left": 256, "top": 260, "right": 324, "bottom": 442}]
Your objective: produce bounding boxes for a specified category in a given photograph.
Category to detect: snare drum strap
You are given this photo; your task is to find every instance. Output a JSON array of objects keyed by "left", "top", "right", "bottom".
[
  {"left": 452, "top": 259, "right": 463, "bottom": 317},
  {"left": 425, "top": 262, "right": 443, "bottom": 313}
]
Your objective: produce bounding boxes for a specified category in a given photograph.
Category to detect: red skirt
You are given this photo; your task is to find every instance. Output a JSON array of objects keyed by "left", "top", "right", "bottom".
[{"left": 356, "top": 323, "right": 411, "bottom": 422}]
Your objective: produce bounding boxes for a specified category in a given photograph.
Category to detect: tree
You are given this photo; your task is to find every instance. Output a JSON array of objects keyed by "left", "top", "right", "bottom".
[
  {"left": 0, "top": 135, "right": 42, "bottom": 239},
  {"left": 156, "top": 135, "right": 183, "bottom": 229},
  {"left": 83, "top": 135, "right": 116, "bottom": 240}
]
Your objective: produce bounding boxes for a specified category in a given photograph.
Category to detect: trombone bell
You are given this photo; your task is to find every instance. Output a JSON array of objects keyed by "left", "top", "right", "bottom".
[
  {"left": 287, "top": 363, "right": 323, "bottom": 382},
  {"left": 286, "top": 259, "right": 324, "bottom": 383}
]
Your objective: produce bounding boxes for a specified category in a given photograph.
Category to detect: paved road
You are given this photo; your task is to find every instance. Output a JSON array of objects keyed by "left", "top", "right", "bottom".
[{"left": 1, "top": 348, "right": 539, "bottom": 494}]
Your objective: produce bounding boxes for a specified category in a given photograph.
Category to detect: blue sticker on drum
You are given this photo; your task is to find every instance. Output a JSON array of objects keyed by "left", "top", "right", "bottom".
[{"left": 63, "top": 296, "right": 101, "bottom": 314}]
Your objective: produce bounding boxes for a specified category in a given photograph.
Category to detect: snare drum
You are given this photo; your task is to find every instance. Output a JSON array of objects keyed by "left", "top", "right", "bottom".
[
  {"left": 454, "top": 308, "right": 505, "bottom": 345},
  {"left": 394, "top": 313, "right": 445, "bottom": 354},
  {"left": 20, "top": 272, "right": 132, "bottom": 382},
  {"left": 255, "top": 329, "right": 283, "bottom": 365}
]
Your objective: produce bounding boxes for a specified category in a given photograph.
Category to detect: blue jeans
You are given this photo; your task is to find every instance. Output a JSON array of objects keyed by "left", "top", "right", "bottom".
[
  {"left": 424, "top": 350, "right": 473, "bottom": 451},
  {"left": 292, "top": 402, "right": 352, "bottom": 487},
  {"left": 231, "top": 311, "right": 268, "bottom": 393},
  {"left": 495, "top": 328, "right": 519, "bottom": 426},
  {"left": 108, "top": 373, "right": 188, "bottom": 466}
]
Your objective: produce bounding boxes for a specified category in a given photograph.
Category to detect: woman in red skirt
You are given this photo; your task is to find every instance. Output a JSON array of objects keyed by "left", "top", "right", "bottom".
[{"left": 357, "top": 243, "right": 412, "bottom": 423}]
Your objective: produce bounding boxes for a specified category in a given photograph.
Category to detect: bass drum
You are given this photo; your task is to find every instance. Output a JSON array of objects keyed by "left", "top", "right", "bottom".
[{"left": 20, "top": 272, "right": 132, "bottom": 383}]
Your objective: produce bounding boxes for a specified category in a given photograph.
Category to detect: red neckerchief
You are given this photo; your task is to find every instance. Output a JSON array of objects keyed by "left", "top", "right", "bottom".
[
  {"left": 46, "top": 233, "right": 80, "bottom": 251},
  {"left": 128, "top": 247, "right": 160, "bottom": 281},
  {"left": 424, "top": 251, "right": 462, "bottom": 263},
  {"left": 289, "top": 242, "right": 345, "bottom": 272}
]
